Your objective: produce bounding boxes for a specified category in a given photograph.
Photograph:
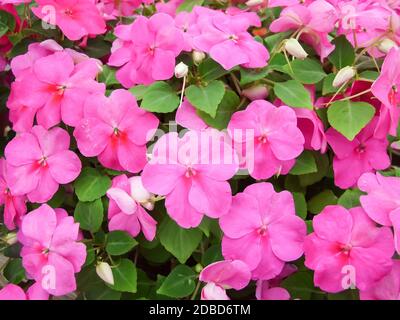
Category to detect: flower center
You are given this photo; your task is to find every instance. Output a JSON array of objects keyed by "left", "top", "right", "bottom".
[
  {"left": 37, "top": 157, "right": 48, "bottom": 167},
  {"left": 389, "top": 85, "right": 398, "bottom": 105},
  {"left": 229, "top": 34, "right": 239, "bottom": 42},
  {"left": 258, "top": 225, "right": 268, "bottom": 236},
  {"left": 64, "top": 8, "right": 73, "bottom": 16},
  {"left": 355, "top": 144, "right": 366, "bottom": 153},
  {"left": 42, "top": 248, "right": 50, "bottom": 255},
  {"left": 185, "top": 167, "right": 197, "bottom": 178},
  {"left": 340, "top": 244, "right": 352, "bottom": 255}
]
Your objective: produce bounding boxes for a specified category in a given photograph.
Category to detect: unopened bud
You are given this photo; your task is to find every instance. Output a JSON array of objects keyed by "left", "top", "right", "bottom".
[
  {"left": 246, "top": 0, "right": 264, "bottom": 6},
  {"left": 175, "top": 62, "right": 189, "bottom": 78},
  {"left": 242, "top": 85, "right": 268, "bottom": 100},
  {"left": 96, "top": 262, "right": 114, "bottom": 285},
  {"left": 192, "top": 51, "right": 206, "bottom": 65},
  {"left": 332, "top": 66, "right": 356, "bottom": 87},
  {"left": 377, "top": 38, "right": 398, "bottom": 54},
  {"left": 284, "top": 39, "right": 308, "bottom": 59},
  {"left": 4, "top": 232, "right": 17, "bottom": 245}
]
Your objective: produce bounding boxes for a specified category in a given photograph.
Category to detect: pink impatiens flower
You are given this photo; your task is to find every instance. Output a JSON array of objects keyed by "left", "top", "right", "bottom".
[
  {"left": 199, "top": 260, "right": 251, "bottom": 300},
  {"left": 142, "top": 130, "right": 239, "bottom": 228},
  {"left": 0, "top": 158, "right": 27, "bottom": 230},
  {"left": 304, "top": 205, "right": 394, "bottom": 293},
  {"left": 220, "top": 182, "right": 306, "bottom": 280},
  {"left": 358, "top": 172, "right": 400, "bottom": 254},
  {"left": 360, "top": 260, "right": 400, "bottom": 300},
  {"left": 10, "top": 51, "right": 105, "bottom": 128},
  {"left": 18, "top": 205, "right": 86, "bottom": 296},
  {"left": 74, "top": 89, "right": 159, "bottom": 173},
  {"left": 371, "top": 47, "right": 400, "bottom": 137},
  {"left": 32, "top": 0, "right": 106, "bottom": 41},
  {"left": 193, "top": 10, "right": 269, "bottom": 70},
  {"left": 5, "top": 126, "right": 82, "bottom": 203},
  {"left": 228, "top": 100, "right": 304, "bottom": 180},
  {"left": 326, "top": 117, "right": 390, "bottom": 189},
  {"left": 107, "top": 174, "right": 157, "bottom": 241},
  {"left": 108, "top": 13, "right": 185, "bottom": 87},
  {"left": 0, "top": 283, "right": 49, "bottom": 301},
  {"left": 175, "top": 99, "right": 208, "bottom": 131}
]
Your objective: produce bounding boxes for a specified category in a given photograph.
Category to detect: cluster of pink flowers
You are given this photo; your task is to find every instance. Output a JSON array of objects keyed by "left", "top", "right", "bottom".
[{"left": 2, "top": 0, "right": 400, "bottom": 301}]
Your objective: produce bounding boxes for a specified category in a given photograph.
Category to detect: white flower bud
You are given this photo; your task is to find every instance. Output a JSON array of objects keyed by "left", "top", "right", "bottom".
[
  {"left": 130, "top": 176, "right": 153, "bottom": 204},
  {"left": 377, "top": 38, "right": 398, "bottom": 54},
  {"left": 192, "top": 51, "right": 206, "bottom": 65},
  {"left": 242, "top": 86, "right": 268, "bottom": 101},
  {"left": 96, "top": 262, "right": 114, "bottom": 285},
  {"left": 246, "top": 0, "right": 264, "bottom": 6},
  {"left": 4, "top": 232, "right": 17, "bottom": 245},
  {"left": 332, "top": 66, "right": 356, "bottom": 87},
  {"left": 284, "top": 39, "right": 308, "bottom": 60},
  {"left": 175, "top": 62, "right": 189, "bottom": 78}
]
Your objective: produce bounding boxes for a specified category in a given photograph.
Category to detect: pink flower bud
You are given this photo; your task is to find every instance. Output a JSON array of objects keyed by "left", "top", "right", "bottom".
[{"left": 242, "top": 86, "right": 269, "bottom": 101}]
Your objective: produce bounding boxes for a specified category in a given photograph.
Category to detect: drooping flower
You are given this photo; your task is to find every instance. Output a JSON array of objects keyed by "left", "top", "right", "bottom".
[
  {"left": 304, "top": 205, "right": 394, "bottom": 293},
  {"left": 9, "top": 51, "right": 104, "bottom": 128},
  {"left": 108, "top": 13, "right": 185, "bottom": 87},
  {"left": 0, "top": 158, "right": 27, "bottom": 230},
  {"left": 107, "top": 174, "right": 157, "bottom": 240},
  {"left": 0, "top": 283, "right": 49, "bottom": 301},
  {"left": 228, "top": 100, "right": 304, "bottom": 180},
  {"left": 358, "top": 172, "right": 400, "bottom": 254},
  {"left": 199, "top": 260, "right": 252, "bottom": 300},
  {"left": 371, "top": 47, "right": 400, "bottom": 137},
  {"left": 193, "top": 10, "right": 269, "bottom": 70},
  {"left": 18, "top": 205, "right": 86, "bottom": 296},
  {"left": 5, "top": 126, "right": 82, "bottom": 203},
  {"left": 360, "top": 260, "right": 400, "bottom": 300},
  {"left": 74, "top": 89, "right": 159, "bottom": 173},
  {"left": 270, "top": 0, "right": 337, "bottom": 60},
  {"left": 326, "top": 117, "right": 390, "bottom": 189},
  {"left": 32, "top": 0, "right": 106, "bottom": 41},
  {"left": 220, "top": 182, "right": 306, "bottom": 280},
  {"left": 142, "top": 130, "right": 239, "bottom": 228}
]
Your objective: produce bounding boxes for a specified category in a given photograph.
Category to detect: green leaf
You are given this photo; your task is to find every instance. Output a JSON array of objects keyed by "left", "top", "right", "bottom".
[
  {"left": 290, "top": 151, "right": 318, "bottom": 175},
  {"left": 264, "top": 32, "right": 292, "bottom": 52},
  {"left": 0, "top": 10, "right": 15, "bottom": 34},
  {"left": 322, "top": 73, "right": 337, "bottom": 95},
  {"left": 282, "top": 270, "right": 322, "bottom": 300},
  {"left": 106, "top": 231, "right": 138, "bottom": 256},
  {"left": 197, "top": 90, "right": 239, "bottom": 129},
  {"left": 85, "top": 37, "right": 112, "bottom": 59},
  {"left": 274, "top": 80, "right": 313, "bottom": 109},
  {"left": 74, "top": 199, "right": 104, "bottom": 232},
  {"left": 99, "top": 66, "right": 119, "bottom": 86},
  {"left": 110, "top": 259, "right": 137, "bottom": 293},
  {"left": 298, "top": 153, "right": 329, "bottom": 187},
  {"left": 328, "top": 36, "right": 355, "bottom": 69},
  {"left": 141, "top": 81, "right": 180, "bottom": 113},
  {"left": 268, "top": 53, "right": 287, "bottom": 72},
  {"left": 338, "top": 189, "right": 363, "bottom": 209},
  {"left": 293, "top": 192, "right": 307, "bottom": 219},
  {"left": 239, "top": 67, "right": 269, "bottom": 86},
  {"left": 283, "top": 58, "right": 326, "bottom": 84},
  {"left": 4, "top": 258, "right": 25, "bottom": 284},
  {"left": 0, "top": 22, "right": 8, "bottom": 38},
  {"left": 359, "top": 70, "right": 379, "bottom": 81},
  {"left": 327, "top": 100, "right": 375, "bottom": 141},
  {"left": 186, "top": 80, "right": 226, "bottom": 117},
  {"left": 199, "top": 58, "right": 231, "bottom": 81},
  {"left": 308, "top": 190, "right": 338, "bottom": 214},
  {"left": 159, "top": 217, "right": 203, "bottom": 264},
  {"left": 74, "top": 167, "right": 111, "bottom": 202},
  {"left": 202, "top": 245, "right": 223, "bottom": 266},
  {"left": 129, "top": 85, "right": 148, "bottom": 101},
  {"left": 177, "top": 0, "right": 204, "bottom": 12},
  {"left": 157, "top": 265, "right": 196, "bottom": 298}
]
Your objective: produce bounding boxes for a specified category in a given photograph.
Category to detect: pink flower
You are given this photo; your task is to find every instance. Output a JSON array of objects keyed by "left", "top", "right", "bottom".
[
  {"left": 18, "top": 205, "right": 86, "bottom": 296},
  {"left": 142, "top": 130, "right": 238, "bottom": 228},
  {"left": 175, "top": 99, "right": 208, "bottom": 131},
  {"left": 10, "top": 51, "right": 104, "bottom": 128},
  {"left": 74, "top": 89, "right": 159, "bottom": 173},
  {"left": 0, "top": 158, "right": 26, "bottom": 230},
  {"left": 270, "top": 0, "right": 337, "bottom": 60},
  {"left": 371, "top": 47, "right": 400, "bottom": 137},
  {"left": 326, "top": 117, "right": 390, "bottom": 189},
  {"left": 107, "top": 174, "right": 157, "bottom": 240},
  {"left": 228, "top": 100, "right": 304, "bottom": 180},
  {"left": 199, "top": 260, "right": 251, "bottom": 300},
  {"left": 304, "top": 205, "right": 394, "bottom": 293},
  {"left": 220, "top": 182, "right": 306, "bottom": 280},
  {"left": 360, "top": 260, "right": 400, "bottom": 300},
  {"left": 5, "top": 126, "right": 82, "bottom": 203},
  {"left": 193, "top": 10, "right": 269, "bottom": 70},
  {"left": 32, "top": 0, "right": 106, "bottom": 41},
  {"left": 96, "top": 0, "right": 147, "bottom": 19},
  {"left": 108, "top": 13, "right": 185, "bottom": 87},
  {"left": 295, "top": 108, "right": 327, "bottom": 153},
  {"left": 358, "top": 172, "right": 400, "bottom": 254},
  {"left": 0, "top": 283, "right": 49, "bottom": 300}
]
